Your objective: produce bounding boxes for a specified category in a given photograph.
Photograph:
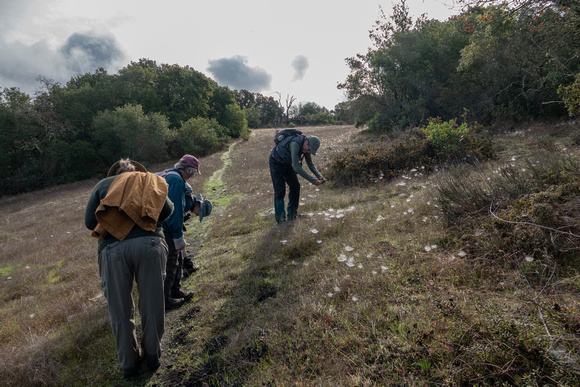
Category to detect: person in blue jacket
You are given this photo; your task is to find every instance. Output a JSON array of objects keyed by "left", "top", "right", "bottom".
[{"left": 159, "top": 154, "right": 200, "bottom": 310}]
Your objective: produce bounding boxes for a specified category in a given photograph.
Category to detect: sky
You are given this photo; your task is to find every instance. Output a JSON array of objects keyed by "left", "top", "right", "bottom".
[{"left": 0, "top": 0, "right": 459, "bottom": 110}]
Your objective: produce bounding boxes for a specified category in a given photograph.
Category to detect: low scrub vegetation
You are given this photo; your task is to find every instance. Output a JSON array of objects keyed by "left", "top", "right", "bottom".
[
  {"left": 326, "top": 119, "right": 493, "bottom": 186},
  {"left": 437, "top": 150, "right": 580, "bottom": 262}
]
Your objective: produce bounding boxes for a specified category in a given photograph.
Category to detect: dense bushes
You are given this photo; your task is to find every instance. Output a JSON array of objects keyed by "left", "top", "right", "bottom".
[
  {"left": 0, "top": 60, "right": 257, "bottom": 195},
  {"left": 292, "top": 102, "right": 339, "bottom": 126},
  {"left": 326, "top": 120, "right": 493, "bottom": 186},
  {"left": 92, "top": 104, "right": 172, "bottom": 165},
  {"left": 170, "top": 117, "right": 229, "bottom": 157},
  {"left": 559, "top": 73, "right": 580, "bottom": 117},
  {"left": 220, "top": 104, "right": 251, "bottom": 139},
  {"left": 339, "top": 2, "right": 580, "bottom": 131}
]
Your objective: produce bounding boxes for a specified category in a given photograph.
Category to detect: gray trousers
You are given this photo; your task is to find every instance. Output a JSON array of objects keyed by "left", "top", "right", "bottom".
[
  {"left": 163, "top": 233, "right": 184, "bottom": 300},
  {"left": 98, "top": 236, "right": 168, "bottom": 373}
]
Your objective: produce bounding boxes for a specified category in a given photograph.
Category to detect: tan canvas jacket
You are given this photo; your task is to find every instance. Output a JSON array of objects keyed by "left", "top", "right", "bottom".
[{"left": 92, "top": 172, "right": 169, "bottom": 241}]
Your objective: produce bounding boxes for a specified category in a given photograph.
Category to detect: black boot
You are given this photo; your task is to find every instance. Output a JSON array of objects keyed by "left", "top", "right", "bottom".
[
  {"left": 274, "top": 199, "right": 286, "bottom": 224},
  {"left": 171, "top": 289, "right": 194, "bottom": 302},
  {"left": 165, "top": 297, "right": 184, "bottom": 311}
]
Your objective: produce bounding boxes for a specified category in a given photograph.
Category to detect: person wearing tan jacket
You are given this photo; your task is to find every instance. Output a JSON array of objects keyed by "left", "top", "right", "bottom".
[{"left": 85, "top": 159, "right": 174, "bottom": 378}]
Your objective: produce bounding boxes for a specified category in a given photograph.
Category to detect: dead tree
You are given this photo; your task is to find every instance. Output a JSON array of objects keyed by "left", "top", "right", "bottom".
[{"left": 275, "top": 92, "right": 297, "bottom": 125}]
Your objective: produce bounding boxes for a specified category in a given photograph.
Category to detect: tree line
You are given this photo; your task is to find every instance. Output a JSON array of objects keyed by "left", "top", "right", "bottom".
[
  {"left": 339, "top": 0, "right": 580, "bottom": 131},
  {"left": 2, "top": 0, "right": 579, "bottom": 195},
  {"left": 0, "top": 59, "right": 346, "bottom": 195}
]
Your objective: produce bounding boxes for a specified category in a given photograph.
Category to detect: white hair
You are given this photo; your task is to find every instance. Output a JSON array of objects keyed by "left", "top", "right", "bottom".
[
  {"left": 116, "top": 158, "right": 136, "bottom": 174},
  {"left": 174, "top": 161, "right": 197, "bottom": 176}
]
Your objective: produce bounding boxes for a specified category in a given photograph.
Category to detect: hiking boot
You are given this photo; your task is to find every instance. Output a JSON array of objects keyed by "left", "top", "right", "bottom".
[
  {"left": 122, "top": 353, "right": 142, "bottom": 377},
  {"left": 142, "top": 354, "right": 160, "bottom": 371},
  {"left": 123, "top": 366, "right": 138, "bottom": 378},
  {"left": 171, "top": 289, "right": 194, "bottom": 302},
  {"left": 182, "top": 264, "right": 200, "bottom": 278},
  {"left": 147, "top": 358, "right": 160, "bottom": 372},
  {"left": 165, "top": 297, "right": 185, "bottom": 311}
]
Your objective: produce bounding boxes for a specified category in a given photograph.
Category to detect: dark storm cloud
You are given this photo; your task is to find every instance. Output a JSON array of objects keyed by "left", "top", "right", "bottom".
[
  {"left": 59, "top": 32, "right": 125, "bottom": 74},
  {"left": 291, "top": 55, "right": 309, "bottom": 81},
  {"left": 0, "top": 30, "right": 125, "bottom": 94},
  {"left": 207, "top": 55, "right": 271, "bottom": 91}
]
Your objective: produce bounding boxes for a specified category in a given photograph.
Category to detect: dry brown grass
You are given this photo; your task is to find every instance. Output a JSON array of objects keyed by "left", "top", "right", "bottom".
[
  {"left": 159, "top": 122, "right": 580, "bottom": 386},
  {"left": 0, "top": 179, "right": 109, "bottom": 384},
  {"left": 0, "top": 154, "right": 226, "bottom": 385},
  {"left": 2, "top": 122, "right": 579, "bottom": 386}
]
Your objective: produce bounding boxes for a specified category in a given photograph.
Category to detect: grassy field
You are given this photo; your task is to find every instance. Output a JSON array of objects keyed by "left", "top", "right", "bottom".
[{"left": 1, "top": 122, "right": 579, "bottom": 386}]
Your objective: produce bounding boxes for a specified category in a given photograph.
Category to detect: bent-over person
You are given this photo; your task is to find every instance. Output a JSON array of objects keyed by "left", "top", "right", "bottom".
[
  {"left": 84, "top": 158, "right": 174, "bottom": 378},
  {"left": 269, "top": 131, "right": 325, "bottom": 224}
]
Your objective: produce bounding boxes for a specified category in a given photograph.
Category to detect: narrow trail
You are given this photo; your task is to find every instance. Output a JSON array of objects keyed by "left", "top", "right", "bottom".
[
  {"left": 204, "top": 138, "right": 244, "bottom": 207},
  {"left": 148, "top": 138, "right": 245, "bottom": 385},
  {"left": 150, "top": 126, "right": 361, "bottom": 386}
]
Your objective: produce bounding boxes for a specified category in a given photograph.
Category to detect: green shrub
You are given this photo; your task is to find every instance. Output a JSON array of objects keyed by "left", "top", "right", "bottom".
[
  {"left": 49, "top": 140, "right": 103, "bottom": 182},
  {"left": 92, "top": 104, "right": 171, "bottom": 164},
  {"left": 558, "top": 73, "right": 580, "bottom": 117},
  {"left": 171, "top": 117, "right": 229, "bottom": 157},
  {"left": 423, "top": 119, "right": 468, "bottom": 153},
  {"left": 244, "top": 107, "right": 261, "bottom": 129},
  {"left": 366, "top": 111, "right": 392, "bottom": 133},
  {"left": 221, "top": 104, "right": 250, "bottom": 139}
]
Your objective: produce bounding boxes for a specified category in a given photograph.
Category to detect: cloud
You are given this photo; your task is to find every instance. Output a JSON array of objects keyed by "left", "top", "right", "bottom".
[
  {"left": 0, "top": 31, "right": 125, "bottom": 94},
  {"left": 206, "top": 55, "right": 271, "bottom": 92},
  {"left": 60, "top": 32, "right": 125, "bottom": 74},
  {"left": 291, "top": 55, "right": 309, "bottom": 81},
  {"left": 0, "top": 0, "right": 42, "bottom": 36}
]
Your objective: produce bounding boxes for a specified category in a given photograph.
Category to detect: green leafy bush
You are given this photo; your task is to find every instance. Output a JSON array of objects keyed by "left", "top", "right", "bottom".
[
  {"left": 558, "top": 73, "right": 580, "bottom": 117},
  {"left": 244, "top": 107, "right": 261, "bottom": 129},
  {"left": 221, "top": 104, "right": 250, "bottom": 140},
  {"left": 49, "top": 139, "right": 103, "bottom": 182},
  {"left": 171, "top": 117, "right": 229, "bottom": 157},
  {"left": 423, "top": 119, "right": 469, "bottom": 154},
  {"left": 92, "top": 104, "right": 171, "bottom": 164},
  {"left": 366, "top": 112, "right": 392, "bottom": 133}
]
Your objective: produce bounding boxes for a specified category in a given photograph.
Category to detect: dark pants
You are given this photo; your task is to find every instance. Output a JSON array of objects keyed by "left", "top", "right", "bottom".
[
  {"left": 163, "top": 233, "right": 184, "bottom": 300},
  {"left": 98, "top": 236, "right": 167, "bottom": 374},
  {"left": 269, "top": 156, "right": 300, "bottom": 223}
]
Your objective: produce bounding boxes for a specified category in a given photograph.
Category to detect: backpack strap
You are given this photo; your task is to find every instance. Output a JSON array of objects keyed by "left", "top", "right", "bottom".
[
  {"left": 300, "top": 135, "right": 307, "bottom": 163},
  {"left": 155, "top": 170, "right": 182, "bottom": 179},
  {"left": 290, "top": 134, "right": 306, "bottom": 164}
]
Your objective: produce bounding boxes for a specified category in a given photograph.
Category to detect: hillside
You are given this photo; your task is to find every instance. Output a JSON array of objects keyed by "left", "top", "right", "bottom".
[{"left": 1, "top": 122, "right": 579, "bottom": 386}]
